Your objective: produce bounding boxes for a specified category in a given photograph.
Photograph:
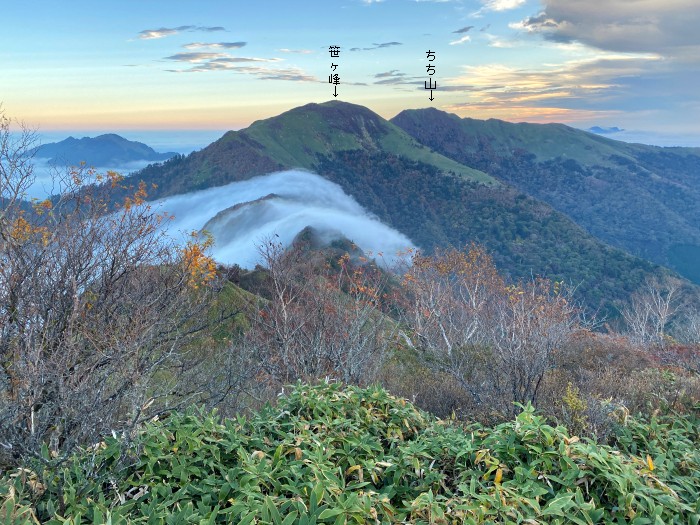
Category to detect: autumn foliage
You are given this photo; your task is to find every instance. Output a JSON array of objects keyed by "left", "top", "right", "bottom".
[{"left": 0, "top": 113, "right": 228, "bottom": 465}]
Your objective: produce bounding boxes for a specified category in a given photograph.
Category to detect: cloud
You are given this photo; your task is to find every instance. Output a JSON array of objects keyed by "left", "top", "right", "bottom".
[
  {"left": 449, "top": 35, "right": 472, "bottom": 45},
  {"left": 350, "top": 42, "right": 403, "bottom": 51},
  {"left": 156, "top": 170, "right": 414, "bottom": 268},
  {"left": 233, "top": 66, "right": 316, "bottom": 82},
  {"left": 138, "top": 26, "right": 226, "bottom": 40},
  {"left": 162, "top": 44, "right": 313, "bottom": 80},
  {"left": 472, "top": 0, "right": 526, "bottom": 17},
  {"left": 514, "top": 0, "right": 700, "bottom": 58},
  {"left": 453, "top": 26, "right": 474, "bottom": 34},
  {"left": 139, "top": 28, "right": 179, "bottom": 40},
  {"left": 168, "top": 61, "right": 317, "bottom": 81},
  {"left": 375, "top": 70, "right": 404, "bottom": 78},
  {"left": 485, "top": 34, "right": 518, "bottom": 48},
  {"left": 484, "top": 0, "right": 526, "bottom": 10},
  {"left": 165, "top": 52, "right": 230, "bottom": 62},
  {"left": 278, "top": 48, "right": 314, "bottom": 54},
  {"left": 440, "top": 53, "right": 666, "bottom": 121},
  {"left": 165, "top": 53, "right": 281, "bottom": 64},
  {"left": 373, "top": 70, "right": 418, "bottom": 85},
  {"left": 183, "top": 42, "right": 247, "bottom": 50}
]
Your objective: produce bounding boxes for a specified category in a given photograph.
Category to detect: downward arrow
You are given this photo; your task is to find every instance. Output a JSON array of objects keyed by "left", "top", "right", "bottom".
[
  {"left": 333, "top": 85, "right": 338, "bottom": 98},
  {"left": 429, "top": 90, "right": 434, "bottom": 101}
]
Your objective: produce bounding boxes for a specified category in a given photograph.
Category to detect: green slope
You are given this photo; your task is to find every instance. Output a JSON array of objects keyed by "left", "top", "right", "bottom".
[
  {"left": 133, "top": 101, "right": 494, "bottom": 198},
  {"left": 241, "top": 101, "right": 494, "bottom": 184},
  {"left": 392, "top": 108, "right": 700, "bottom": 284},
  {"left": 128, "top": 101, "right": 671, "bottom": 312},
  {"left": 314, "top": 149, "right": 660, "bottom": 311}
]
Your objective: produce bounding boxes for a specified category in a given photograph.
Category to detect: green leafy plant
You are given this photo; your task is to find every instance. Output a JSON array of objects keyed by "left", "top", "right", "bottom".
[{"left": 2, "top": 383, "right": 698, "bottom": 523}]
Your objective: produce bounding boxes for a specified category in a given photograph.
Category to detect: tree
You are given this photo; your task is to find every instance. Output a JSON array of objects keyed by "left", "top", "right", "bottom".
[
  {"left": 621, "top": 277, "right": 681, "bottom": 347},
  {"left": 399, "top": 245, "right": 501, "bottom": 407},
  {"left": 489, "top": 278, "right": 578, "bottom": 411},
  {"left": 400, "top": 245, "right": 579, "bottom": 416},
  {"left": 676, "top": 307, "right": 700, "bottom": 346},
  {"left": 240, "top": 239, "right": 393, "bottom": 391},
  {"left": 0, "top": 109, "right": 229, "bottom": 465}
]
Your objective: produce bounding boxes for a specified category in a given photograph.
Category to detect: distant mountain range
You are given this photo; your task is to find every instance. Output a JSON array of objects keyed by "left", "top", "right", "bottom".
[
  {"left": 32, "top": 133, "right": 177, "bottom": 166},
  {"left": 127, "top": 101, "right": 698, "bottom": 313}
]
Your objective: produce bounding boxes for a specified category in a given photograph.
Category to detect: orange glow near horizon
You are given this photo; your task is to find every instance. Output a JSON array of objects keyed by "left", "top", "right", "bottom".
[
  {"left": 6, "top": 93, "right": 625, "bottom": 132},
  {"left": 12, "top": 104, "right": 288, "bottom": 132},
  {"left": 14, "top": 94, "right": 428, "bottom": 132},
  {"left": 440, "top": 103, "right": 623, "bottom": 124}
]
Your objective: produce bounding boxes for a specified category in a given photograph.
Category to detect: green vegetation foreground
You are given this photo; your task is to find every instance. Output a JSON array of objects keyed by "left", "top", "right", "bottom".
[{"left": 3, "top": 383, "right": 699, "bottom": 524}]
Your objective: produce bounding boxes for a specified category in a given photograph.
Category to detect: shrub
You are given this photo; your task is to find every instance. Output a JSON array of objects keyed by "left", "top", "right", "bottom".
[{"left": 3, "top": 383, "right": 699, "bottom": 523}]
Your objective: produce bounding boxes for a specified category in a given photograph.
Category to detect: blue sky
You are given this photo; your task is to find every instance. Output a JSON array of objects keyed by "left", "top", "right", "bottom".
[{"left": 3, "top": 0, "right": 699, "bottom": 145}]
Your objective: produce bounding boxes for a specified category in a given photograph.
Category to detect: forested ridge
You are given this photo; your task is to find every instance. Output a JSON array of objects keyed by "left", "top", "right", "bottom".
[
  {"left": 127, "top": 101, "right": 675, "bottom": 314},
  {"left": 391, "top": 107, "right": 700, "bottom": 285}
]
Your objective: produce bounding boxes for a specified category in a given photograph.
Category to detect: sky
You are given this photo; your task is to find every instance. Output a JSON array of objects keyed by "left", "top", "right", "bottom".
[{"left": 3, "top": 0, "right": 700, "bottom": 146}]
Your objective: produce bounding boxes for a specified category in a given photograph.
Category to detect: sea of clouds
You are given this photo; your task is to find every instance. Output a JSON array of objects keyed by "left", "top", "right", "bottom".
[
  {"left": 153, "top": 170, "right": 415, "bottom": 268},
  {"left": 27, "top": 159, "right": 157, "bottom": 200}
]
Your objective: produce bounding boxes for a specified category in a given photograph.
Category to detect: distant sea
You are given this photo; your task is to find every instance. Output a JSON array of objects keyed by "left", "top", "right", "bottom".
[{"left": 579, "top": 129, "right": 700, "bottom": 148}]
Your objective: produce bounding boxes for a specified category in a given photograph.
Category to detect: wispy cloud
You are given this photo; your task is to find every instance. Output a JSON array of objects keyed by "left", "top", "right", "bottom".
[
  {"left": 183, "top": 42, "right": 246, "bottom": 50},
  {"left": 216, "top": 66, "right": 317, "bottom": 82},
  {"left": 372, "top": 70, "right": 424, "bottom": 87},
  {"left": 152, "top": 28, "right": 314, "bottom": 82},
  {"left": 139, "top": 28, "right": 179, "bottom": 40},
  {"left": 165, "top": 52, "right": 229, "bottom": 62},
  {"left": 484, "top": 0, "right": 526, "bottom": 11},
  {"left": 472, "top": 0, "right": 526, "bottom": 17},
  {"left": 350, "top": 42, "right": 403, "bottom": 51},
  {"left": 167, "top": 60, "right": 317, "bottom": 82},
  {"left": 450, "top": 35, "right": 472, "bottom": 45},
  {"left": 453, "top": 26, "right": 474, "bottom": 34},
  {"left": 484, "top": 33, "right": 518, "bottom": 48},
  {"left": 375, "top": 70, "right": 404, "bottom": 78},
  {"left": 138, "top": 26, "right": 226, "bottom": 40},
  {"left": 165, "top": 53, "right": 282, "bottom": 65},
  {"left": 278, "top": 48, "right": 314, "bottom": 54},
  {"left": 374, "top": 70, "right": 409, "bottom": 85}
]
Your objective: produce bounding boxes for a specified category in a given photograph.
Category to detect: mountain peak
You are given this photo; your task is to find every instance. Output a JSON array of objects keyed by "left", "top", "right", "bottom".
[
  {"left": 232, "top": 101, "right": 492, "bottom": 184},
  {"left": 33, "top": 134, "right": 177, "bottom": 166}
]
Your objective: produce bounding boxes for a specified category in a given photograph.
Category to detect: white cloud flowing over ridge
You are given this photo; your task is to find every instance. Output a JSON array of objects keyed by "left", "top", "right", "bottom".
[{"left": 154, "top": 170, "right": 415, "bottom": 268}]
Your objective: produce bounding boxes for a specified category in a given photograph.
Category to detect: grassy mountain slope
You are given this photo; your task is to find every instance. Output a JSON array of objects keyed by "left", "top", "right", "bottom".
[
  {"left": 391, "top": 108, "right": 700, "bottom": 284},
  {"left": 134, "top": 101, "right": 493, "bottom": 195},
  {"left": 241, "top": 102, "right": 494, "bottom": 184},
  {"left": 131, "top": 101, "right": 667, "bottom": 311}
]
